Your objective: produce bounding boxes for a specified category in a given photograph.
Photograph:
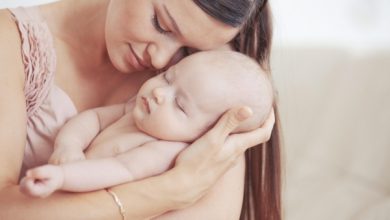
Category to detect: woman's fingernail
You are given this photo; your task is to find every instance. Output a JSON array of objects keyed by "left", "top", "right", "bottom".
[{"left": 237, "top": 107, "right": 252, "bottom": 121}]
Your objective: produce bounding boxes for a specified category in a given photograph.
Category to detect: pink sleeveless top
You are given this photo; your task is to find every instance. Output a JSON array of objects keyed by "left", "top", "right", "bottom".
[{"left": 9, "top": 7, "right": 78, "bottom": 173}]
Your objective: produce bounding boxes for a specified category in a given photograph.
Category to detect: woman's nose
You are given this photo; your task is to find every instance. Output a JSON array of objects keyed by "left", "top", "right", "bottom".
[{"left": 147, "top": 40, "right": 182, "bottom": 70}]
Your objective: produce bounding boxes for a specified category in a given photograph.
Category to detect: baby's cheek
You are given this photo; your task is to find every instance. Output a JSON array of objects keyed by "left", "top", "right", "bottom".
[{"left": 146, "top": 118, "right": 184, "bottom": 140}]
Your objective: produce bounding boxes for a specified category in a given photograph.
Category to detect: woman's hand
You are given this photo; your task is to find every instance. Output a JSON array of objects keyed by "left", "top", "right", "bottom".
[{"left": 169, "top": 106, "right": 275, "bottom": 207}]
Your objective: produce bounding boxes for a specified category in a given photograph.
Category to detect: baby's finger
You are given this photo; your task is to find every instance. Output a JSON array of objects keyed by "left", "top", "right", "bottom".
[
  {"left": 210, "top": 106, "right": 253, "bottom": 140},
  {"left": 19, "top": 177, "right": 37, "bottom": 195},
  {"left": 26, "top": 165, "right": 53, "bottom": 180}
]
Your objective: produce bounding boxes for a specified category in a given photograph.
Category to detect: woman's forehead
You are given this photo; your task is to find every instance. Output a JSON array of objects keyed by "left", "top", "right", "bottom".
[{"left": 162, "top": 0, "right": 239, "bottom": 50}]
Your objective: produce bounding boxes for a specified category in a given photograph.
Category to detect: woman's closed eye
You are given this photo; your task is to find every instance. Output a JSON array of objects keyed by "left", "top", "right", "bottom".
[{"left": 152, "top": 11, "right": 170, "bottom": 35}]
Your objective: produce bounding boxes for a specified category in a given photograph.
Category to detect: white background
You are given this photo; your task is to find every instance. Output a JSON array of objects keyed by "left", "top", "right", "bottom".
[
  {"left": 0, "top": 0, "right": 57, "bottom": 8},
  {"left": 271, "top": 0, "right": 390, "bottom": 51}
]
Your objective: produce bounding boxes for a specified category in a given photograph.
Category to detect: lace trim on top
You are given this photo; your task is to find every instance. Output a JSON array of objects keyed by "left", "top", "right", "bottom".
[{"left": 9, "top": 7, "right": 56, "bottom": 117}]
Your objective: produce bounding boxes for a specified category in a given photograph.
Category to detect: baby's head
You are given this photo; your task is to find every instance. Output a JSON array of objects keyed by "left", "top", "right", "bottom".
[{"left": 133, "top": 51, "right": 273, "bottom": 142}]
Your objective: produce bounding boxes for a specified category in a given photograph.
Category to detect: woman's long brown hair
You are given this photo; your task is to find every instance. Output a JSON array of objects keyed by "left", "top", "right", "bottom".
[
  {"left": 236, "top": 3, "right": 282, "bottom": 220},
  {"left": 194, "top": 1, "right": 282, "bottom": 219}
]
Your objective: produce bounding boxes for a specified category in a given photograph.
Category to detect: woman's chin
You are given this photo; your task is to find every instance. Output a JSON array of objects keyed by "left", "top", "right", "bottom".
[
  {"left": 108, "top": 52, "right": 135, "bottom": 74},
  {"left": 114, "top": 60, "right": 135, "bottom": 74}
]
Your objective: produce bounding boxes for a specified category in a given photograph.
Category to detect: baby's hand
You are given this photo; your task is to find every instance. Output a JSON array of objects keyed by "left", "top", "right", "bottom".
[
  {"left": 19, "top": 165, "right": 64, "bottom": 198},
  {"left": 49, "top": 148, "right": 86, "bottom": 165}
]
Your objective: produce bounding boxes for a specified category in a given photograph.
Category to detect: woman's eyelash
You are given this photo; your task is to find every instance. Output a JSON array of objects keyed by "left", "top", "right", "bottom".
[{"left": 152, "top": 13, "right": 170, "bottom": 35}]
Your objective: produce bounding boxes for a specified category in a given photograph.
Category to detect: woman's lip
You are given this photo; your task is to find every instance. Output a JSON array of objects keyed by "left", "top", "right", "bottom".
[
  {"left": 127, "top": 45, "right": 143, "bottom": 70},
  {"left": 128, "top": 44, "right": 150, "bottom": 70}
]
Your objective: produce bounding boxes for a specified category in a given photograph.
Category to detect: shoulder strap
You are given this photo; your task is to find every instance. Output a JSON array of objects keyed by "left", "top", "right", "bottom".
[{"left": 8, "top": 6, "right": 44, "bottom": 22}]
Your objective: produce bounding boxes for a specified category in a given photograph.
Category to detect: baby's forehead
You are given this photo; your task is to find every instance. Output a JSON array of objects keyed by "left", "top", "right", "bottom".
[
  {"left": 178, "top": 56, "right": 247, "bottom": 79},
  {"left": 177, "top": 54, "right": 260, "bottom": 90},
  {"left": 182, "top": 72, "right": 245, "bottom": 111}
]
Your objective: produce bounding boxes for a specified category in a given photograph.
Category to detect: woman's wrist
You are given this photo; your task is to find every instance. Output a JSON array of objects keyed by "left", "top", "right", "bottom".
[
  {"left": 143, "top": 168, "right": 200, "bottom": 209},
  {"left": 110, "top": 169, "right": 191, "bottom": 219},
  {"left": 159, "top": 167, "right": 200, "bottom": 208}
]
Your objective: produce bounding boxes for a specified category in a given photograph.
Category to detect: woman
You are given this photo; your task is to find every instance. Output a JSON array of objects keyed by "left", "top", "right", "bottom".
[{"left": 0, "top": 0, "right": 280, "bottom": 219}]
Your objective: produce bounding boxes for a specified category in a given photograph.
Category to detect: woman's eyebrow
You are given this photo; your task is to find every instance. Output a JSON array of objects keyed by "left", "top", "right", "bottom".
[{"left": 162, "top": 4, "right": 183, "bottom": 36}]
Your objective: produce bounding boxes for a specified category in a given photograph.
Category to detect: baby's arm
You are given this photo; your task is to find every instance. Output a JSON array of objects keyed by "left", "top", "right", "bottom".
[
  {"left": 21, "top": 141, "right": 187, "bottom": 197},
  {"left": 20, "top": 158, "right": 132, "bottom": 197},
  {"left": 50, "top": 104, "right": 126, "bottom": 164},
  {"left": 115, "top": 141, "right": 188, "bottom": 180}
]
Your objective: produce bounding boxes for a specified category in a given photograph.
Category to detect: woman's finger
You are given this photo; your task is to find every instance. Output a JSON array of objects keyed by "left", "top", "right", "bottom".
[
  {"left": 229, "top": 108, "right": 275, "bottom": 151},
  {"left": 176, "top": 107, "right": 253, "bottom": 164},
  {"left": 209, "top": 106, "right": 253, "bottom": 140}
]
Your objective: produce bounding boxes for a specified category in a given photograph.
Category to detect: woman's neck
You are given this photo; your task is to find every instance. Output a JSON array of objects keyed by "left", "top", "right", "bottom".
[{"left": 40, "top": 0, "right": 115, "bottom": 72}]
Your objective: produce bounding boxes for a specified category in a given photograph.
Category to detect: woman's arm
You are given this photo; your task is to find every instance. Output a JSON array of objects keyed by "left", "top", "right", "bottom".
[
  {"left": 154, "top": 155, "right": 245, "bottom": 220},
  {"left": 152, "top": 108, "right": 274, "bottom": 220},
  {"left": 0, "top": 9, "right": 26, "bottom": 188}
]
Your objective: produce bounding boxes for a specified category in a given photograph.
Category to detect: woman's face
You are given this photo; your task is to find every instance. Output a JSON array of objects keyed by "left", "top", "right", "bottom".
[{"left": 105, "top": 0, "right": 239, "bottom": 73}]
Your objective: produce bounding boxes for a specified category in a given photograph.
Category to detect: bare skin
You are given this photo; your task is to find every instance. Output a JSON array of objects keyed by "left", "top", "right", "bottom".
[
  {"left": 0, "top": 0, "right": 275, "bottom": 219},
  {"left": 20, "top": 51, "right": 273, "bottom": 201}
]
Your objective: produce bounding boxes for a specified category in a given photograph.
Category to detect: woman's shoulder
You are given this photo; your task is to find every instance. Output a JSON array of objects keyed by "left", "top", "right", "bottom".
[
  {"left": 0, "top": 9, "right": 21, "bottom": 49},
  {"left": 0, "top": 9, "right": 25, "bottom": 84}
]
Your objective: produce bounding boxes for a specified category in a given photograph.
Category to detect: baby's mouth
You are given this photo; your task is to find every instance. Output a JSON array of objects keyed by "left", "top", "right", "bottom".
[{"left": 142, "top": 97, "right": 150, "bottom": 114}]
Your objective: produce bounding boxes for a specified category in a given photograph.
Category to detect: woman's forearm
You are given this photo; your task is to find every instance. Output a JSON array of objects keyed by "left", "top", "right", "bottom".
[
  {"left": 152, "top": 156, "right": 245, "bottom": 220},
  {"left": 110, "top": 169, "right": 187, "bottom": 220},
  {"left": 0, "top": 185, "right": 119, "bottom": 220},
  {"left": 1, "top": 176, "right": 179, "bottom": 220}
]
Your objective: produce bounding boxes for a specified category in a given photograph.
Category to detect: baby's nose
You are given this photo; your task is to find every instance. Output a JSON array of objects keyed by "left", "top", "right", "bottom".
[{"left": 152, "top": 87, "right": 165, "bottom": 104}]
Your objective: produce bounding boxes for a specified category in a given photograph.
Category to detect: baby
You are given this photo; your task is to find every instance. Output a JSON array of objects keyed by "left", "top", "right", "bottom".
[{"left": 20, "top": 51, "right": 274, "bottom": 197}]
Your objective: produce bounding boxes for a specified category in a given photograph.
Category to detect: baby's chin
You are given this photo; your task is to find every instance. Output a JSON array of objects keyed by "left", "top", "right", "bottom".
[
  {"left": 132, "top": 116, "right": 161, "bottom": 139},
  {"left": 132, "top": 107, "right": 145, "bottom": 129},
  {"left": 131, "top": 111, "right": 162, "bottom": 138}
]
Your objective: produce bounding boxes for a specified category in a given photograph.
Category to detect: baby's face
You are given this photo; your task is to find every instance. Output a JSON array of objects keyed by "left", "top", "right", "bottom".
[{"left": 132, "top": 56, "right": 235, "bottom": 142}]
